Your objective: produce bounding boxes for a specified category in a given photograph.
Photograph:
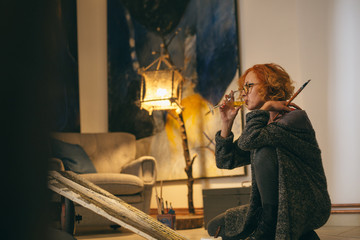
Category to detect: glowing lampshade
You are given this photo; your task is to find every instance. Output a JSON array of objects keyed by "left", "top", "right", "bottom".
[{"left": 140, "top": 69, "right": 183, "bottom": 115}]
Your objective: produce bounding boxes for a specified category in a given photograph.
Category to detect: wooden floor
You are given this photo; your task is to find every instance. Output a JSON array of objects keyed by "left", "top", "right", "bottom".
[{"left": 74, "top": 225, "right": 360, "bottom": 240}]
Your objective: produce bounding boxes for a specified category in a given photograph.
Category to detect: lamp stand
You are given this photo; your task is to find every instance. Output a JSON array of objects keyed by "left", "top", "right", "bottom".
[{"left": 167, "top": 110, "right": 196, "bottom": 214}]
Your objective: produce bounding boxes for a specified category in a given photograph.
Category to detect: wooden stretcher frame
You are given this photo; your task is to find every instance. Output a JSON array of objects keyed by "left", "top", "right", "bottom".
[{"left": 48, "top": 171, "right": 189, "bottom": 240}]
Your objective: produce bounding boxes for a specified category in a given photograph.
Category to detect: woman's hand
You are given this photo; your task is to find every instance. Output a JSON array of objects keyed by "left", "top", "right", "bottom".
[
  {"left": 261, "top": 100, "right": 301, "bottom": 112},
  {"left": 220, "top": 91, "right": 241, "bottom": 138}
]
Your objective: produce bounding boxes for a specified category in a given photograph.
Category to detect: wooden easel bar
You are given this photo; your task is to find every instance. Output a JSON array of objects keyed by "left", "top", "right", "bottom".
[{"left": 48, "top": 171, "right": 188, "bottom": 240}]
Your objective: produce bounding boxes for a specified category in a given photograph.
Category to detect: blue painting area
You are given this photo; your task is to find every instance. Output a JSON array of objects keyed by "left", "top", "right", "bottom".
[
  {"left": 132, "top": 23, "right": 165, "bottom": 70},
  {"left": 107, "top": 0, "right": 238, "bottom": 138},
  {"left": 108, "top": 2, "right": 135, "bottom": 105},
  {"left": 132, "top": 0, "right": 238, "bottom": 105},
  {"left": 108, "top": 1, "right": 156, "bottom": 138},
  {"left": 193, "top": 0, "right": 239, "bottom": 105},
  {"left": 133, "top": 21, "right": 186, "bottom": 72}
]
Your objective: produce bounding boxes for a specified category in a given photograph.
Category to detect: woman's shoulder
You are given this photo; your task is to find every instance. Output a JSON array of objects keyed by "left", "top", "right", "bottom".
[{"left": 277, "top": 109, "right": 314, "bottom": 131}]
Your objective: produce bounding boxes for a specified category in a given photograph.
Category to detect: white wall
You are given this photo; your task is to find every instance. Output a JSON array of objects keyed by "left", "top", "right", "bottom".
[
  {"left": 237, "top": 0, "right": 360, "bottom": 225},
  {"left": 327, "top": 0, "right": 360, "bottom": 204},
  {"left": 76, "top": 0, "right": 360, "bottom": 214},
  {"left": 239, "top": 0, "right": 303, "bottom": 93}
]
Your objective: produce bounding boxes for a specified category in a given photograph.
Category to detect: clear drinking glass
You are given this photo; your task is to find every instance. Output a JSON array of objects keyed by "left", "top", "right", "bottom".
[{"left": 207, "top": 90, "right": 245, "bottom": 115}]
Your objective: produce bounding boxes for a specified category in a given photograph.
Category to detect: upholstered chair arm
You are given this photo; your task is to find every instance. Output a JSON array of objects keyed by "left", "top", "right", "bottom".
[
  {"left": 121, "top": 156, "right": 157, "bottom": 185},
  {"left": 121, "top": 156, "right": 157, "bottom": 214},
  {"left": 49, "top": 157, "right": 65, "bottom": 171}
]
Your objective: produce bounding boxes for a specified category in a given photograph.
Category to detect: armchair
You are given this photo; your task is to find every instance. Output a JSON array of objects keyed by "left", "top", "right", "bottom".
[{"left": 50, "top": 132, "right": 157, "bottom": 232}]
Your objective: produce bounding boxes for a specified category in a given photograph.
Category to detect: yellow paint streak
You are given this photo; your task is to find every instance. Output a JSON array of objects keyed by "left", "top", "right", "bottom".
[
  {"left": 165, "top": 110, "right": 180, "bottom": 147},
  {"left": 165, "top": 94, "right": 210, "bottom": 149}
]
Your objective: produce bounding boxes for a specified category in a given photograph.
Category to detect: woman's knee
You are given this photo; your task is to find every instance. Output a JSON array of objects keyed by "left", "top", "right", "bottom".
[{"left": 207, "top": 212, "right": 225, "bottom": 236}]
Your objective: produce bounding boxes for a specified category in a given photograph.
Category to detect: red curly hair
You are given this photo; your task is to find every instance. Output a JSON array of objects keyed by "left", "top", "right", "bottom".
[{"left": 238, "top": 63, "right": 294, "bottom": 101}]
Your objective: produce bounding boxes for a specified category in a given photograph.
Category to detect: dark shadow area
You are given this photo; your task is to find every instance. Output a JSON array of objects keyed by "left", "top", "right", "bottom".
[{"left": 1, "top": 0, "right": 75, "bottom": 239}]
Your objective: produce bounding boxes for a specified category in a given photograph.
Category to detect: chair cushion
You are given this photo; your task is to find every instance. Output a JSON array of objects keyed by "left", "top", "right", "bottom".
[
  {"left": 81, "top": 173, "right": 144, "bottom": 195},
  {"left": 51, "top": 138, "right": 97, "bottom": 174}
]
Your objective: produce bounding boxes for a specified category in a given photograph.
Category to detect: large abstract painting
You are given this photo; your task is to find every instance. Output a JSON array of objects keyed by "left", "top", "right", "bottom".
[{"left": 108, "top": 0, "right": 245, "bottom": 181}]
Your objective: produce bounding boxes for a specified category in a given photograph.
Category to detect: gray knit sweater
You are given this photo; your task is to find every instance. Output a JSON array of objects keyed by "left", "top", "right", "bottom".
[{"left": 215, "top": 109, "right": 331, "bottom": 239}]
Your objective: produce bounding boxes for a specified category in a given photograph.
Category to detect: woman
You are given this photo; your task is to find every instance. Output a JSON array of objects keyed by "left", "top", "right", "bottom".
[{"left": 207, "top": 63, "right": 331, "bottom": 240}]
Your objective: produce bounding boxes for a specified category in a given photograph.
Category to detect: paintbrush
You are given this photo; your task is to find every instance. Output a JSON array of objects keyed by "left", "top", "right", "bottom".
[
  {"left": 154, "top": 183, "right": 161, "bottom": 215},
  {"left": 272, "top": 79, "right": 311, "bottom": 121}
]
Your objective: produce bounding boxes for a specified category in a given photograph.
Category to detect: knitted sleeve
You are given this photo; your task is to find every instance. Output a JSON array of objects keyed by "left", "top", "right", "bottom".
[
  {"left": 238, "top": 110, "right": 319, "bottom": 156},
  {"left": 237, "top": 110, "right": 280, "bottom": 151},
  {"left": 215, "top": 131, "right": 251, "bottom": 169}
]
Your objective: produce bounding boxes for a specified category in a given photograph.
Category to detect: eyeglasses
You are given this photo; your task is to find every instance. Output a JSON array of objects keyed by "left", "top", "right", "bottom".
[{"left": 241, "top": 83, "right": 259, "bottom": 95}]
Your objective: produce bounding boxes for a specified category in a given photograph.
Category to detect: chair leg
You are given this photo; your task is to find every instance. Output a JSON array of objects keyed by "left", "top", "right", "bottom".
[{"left": 61, "top": 197, "right": 75, "bottom": 235}]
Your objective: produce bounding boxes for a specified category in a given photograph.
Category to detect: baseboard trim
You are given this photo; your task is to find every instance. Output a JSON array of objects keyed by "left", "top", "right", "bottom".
[
  {"left": 150, "top": 208, "right": 204, "bottom": 216},
  {"left": 151, "top": 204, "right": 360, "bottom": 215},
  {"left": 331, "top": 203, "right": 360, "bottom": 214}
]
